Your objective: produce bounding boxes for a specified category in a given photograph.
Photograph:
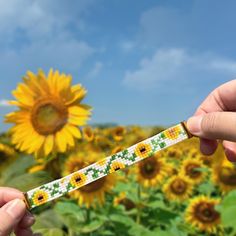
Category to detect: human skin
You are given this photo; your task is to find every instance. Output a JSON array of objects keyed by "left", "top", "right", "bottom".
[
  {"left": 0, "top": 187, "right": 35, "bottom": 236},
  {"left": 187, "top": 79, "right": 236, "bottom": 162}
]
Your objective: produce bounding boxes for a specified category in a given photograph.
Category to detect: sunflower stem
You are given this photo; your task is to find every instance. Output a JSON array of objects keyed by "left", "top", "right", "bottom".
[{"left": 85, "top": 208, "right": 91, "bottom": 224}]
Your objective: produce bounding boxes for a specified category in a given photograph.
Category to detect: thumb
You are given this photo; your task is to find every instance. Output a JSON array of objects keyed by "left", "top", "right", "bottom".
[
  {"left": 187, "top": 112, "right": 236, "bottom": 141},
  {"left": 0, "top": 199, "right": 26, "bottom": 236}
]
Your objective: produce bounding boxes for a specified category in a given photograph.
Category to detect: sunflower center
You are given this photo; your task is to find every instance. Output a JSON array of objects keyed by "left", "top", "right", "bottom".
[
  {"left": 37, "top": 194, "right": 44, "bottom": 201},
  {"left": 219, "top": 167, "right": 236, "bottom": 186},
  {"left": 170, "top": 179, "right": 187, "bottom": 195},
  {"left": 116, "top": 128, "right": 124, "bottom": 136},
  {"left": 80, "top": 177, "right": 105, "bottom": 193},
  {"left": 31, "top": 98, "right": 68, "bottom": 135},
  {"left": 168, "top": 150, "right": 178, "bottom": 158},
  {"left": 86, "top": 129, "right": 92, "bottom": 137},
  {"left": 195, "top": 203, "right": 220, "bottom": 223},
  {"left": 119, "top": 198, "right": 136, "bottom": 211},
  {"left": 0, "top": 151, "right": 8, "bottom": 164},
  {"left": 140, "top": 159, "right": 159, "bottom": 179},
  {"left": 185, "top": 164, "right": 201, "bottom": 178}
]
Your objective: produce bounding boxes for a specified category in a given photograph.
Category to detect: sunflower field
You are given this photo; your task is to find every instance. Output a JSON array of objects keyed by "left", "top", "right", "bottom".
[{"left": 1, "top": 69, "right": 236, "bottom": 236}]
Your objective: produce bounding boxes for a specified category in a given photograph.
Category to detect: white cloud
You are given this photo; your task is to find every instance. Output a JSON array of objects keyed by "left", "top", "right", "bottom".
[
  {"left": 86, "top": 61, "right": 103, "bottom": 79},
  {"left": 209, "top": 59, "right": 236, "bottom": 73},
  {"left": 0, "top": 0, "right": 100, "bottom": 89},
  {"left": 123, "top": 48, "right": 236, "bottom": 90},
  {"left": 0, "top": 0, "right": 95, "bottom": 40},
  {"left": 0, "top": 99, "right": 10, "bottom": 107},
  {"left": 120, "top": 41, "right": 136, "bottom": 52}
]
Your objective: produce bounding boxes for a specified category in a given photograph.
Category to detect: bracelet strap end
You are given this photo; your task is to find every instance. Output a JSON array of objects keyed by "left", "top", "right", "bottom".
[
  {"left": 181, "top": 121, "right": 193, "bottom": 139},
  {"left": 23, "top": 192, "right": 32, "bottom": 210}
]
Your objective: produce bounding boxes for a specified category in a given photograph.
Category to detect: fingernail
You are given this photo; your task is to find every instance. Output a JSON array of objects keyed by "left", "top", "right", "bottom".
[
  {"left": 187, "top": 116, "right": 203, "bottom": 135},
  {"left": 225, "top": 148, "right": 236, "bottom": 162},
  {"left": 3, "top": 199, "right": 26, "bottom": 219},
  {"left": 24, "top": 214, "right": 35, "bottom": 225}
]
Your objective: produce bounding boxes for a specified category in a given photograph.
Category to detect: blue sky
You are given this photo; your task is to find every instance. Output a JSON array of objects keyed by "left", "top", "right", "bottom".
[{"left": 1, "top": 0, "right": 236, "bottom": 131}]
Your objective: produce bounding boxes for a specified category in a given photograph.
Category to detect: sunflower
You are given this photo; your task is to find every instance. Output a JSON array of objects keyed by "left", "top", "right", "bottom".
[
  {"left": 164, "top": 147, "right": 182, "bottom": 159},
  {"left": 134, "top": 142, "right": 152, "bottom": 159},
  {"left": 70, "top": 172, "right": 87, "bottom": 188},
  {"left": 180, "top": 158, "right": 206, "bottom": 184},
  {"left": 82, "top": 126, "right": 94, "bottom": 142},
  {"left": 64, "top": 151, "right": 116, "bottom": 208},
  {"left": 32, "top": 189, "right": 49, "bottom": 206},
  {"left": 109, "top": 161, "right": 126, "bottom": 173},
  {"left": 111, "top": 126, "right": 126, "bottom": 142},
  {"left": 94, "top": 135, "right": 112, "bottom": 152},
  {"left": 163, "top": 125, "right": 181, "bottom": 140},
  {"left": 163, "top": 175, "right": 193, "bottom": 202},
  {"left": 185, "top": 196, "right": 220, "bottom": 233},
  {"left": 135, "top": 154, "right": 172, "bottom": 188},
  {"left": 5, "top": 69, "right": 91, "bottom": 157},
  {"left": 212, "top": 159, "right": 236, "bottom": 193},
  {"left": 113, "top": 192, "right": 135, "bottom": 211}
]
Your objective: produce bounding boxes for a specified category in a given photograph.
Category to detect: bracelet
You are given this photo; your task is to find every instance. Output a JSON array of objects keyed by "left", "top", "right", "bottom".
[{"left": 23, "top": 121, "right": 192, "bottom": 209}]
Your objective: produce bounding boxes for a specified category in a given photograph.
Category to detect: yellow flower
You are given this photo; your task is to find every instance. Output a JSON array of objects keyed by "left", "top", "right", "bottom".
[
  {"left": 212, "top": 159, "right": 236, "bottom": 193},
  {"left": 164, "top": 147, "right": 182, "bottom": 159},
  {"left": 5, "top": 69, "right": 91, "bottom": 157},
  {"left": 134, "top": 143, "right": 152, "bottom": 159},
  {"left": 111, "top": 126, "right": 126, "bottom": 141},
  {"left": 163, "top": 175, "right": 193, "bottom": 202},
  {"left": 163, "top": 126, "right": 181, "bottom": 140},
  {"left": 94, "top": 135, "right": 112, "bottom": 151},
  {"left": 109, "top": 161, "right": 126, "bottom": 173},
  {"left": 180, "top": 158, "right": 206, "bottom": 184},
  {"left": 82, "top": 126, "right": 94, "bottom": 142},
  {"left": 135, "top": 154, "right": 172, "bottom": 188},
  {"left": 185, "top": 196, "right": 221, "bottom": 233},
  {"left": 28, "top": 164, "right": 45, "bottom": 173},
  {"left": 32, "top": 190, "right": 49, "bottom": 206},
  {"left": 70, "top": 172, "right": 87, "bottom": 188},
  {"left": 64, "top": 151, "right": 116, "bottom": 208},
  {"left": 63, "top": 152, "right": 90, "bottom": 176}
]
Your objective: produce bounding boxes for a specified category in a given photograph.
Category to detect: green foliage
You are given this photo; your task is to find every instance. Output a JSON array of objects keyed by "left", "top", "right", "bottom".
[
  {"left": 0, "top": 155, "right": 52, "bottom": 191},
  {"left": 216, "top": 190, "right": 236, "bottom": 233}
]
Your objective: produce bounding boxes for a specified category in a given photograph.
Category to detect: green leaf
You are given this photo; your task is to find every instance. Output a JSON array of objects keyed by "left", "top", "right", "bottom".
[
  {"left": 198, "top": 182, "right": 216, "bottom": 195},
  {"left": 54, "top": 201, "right": 85, "bottom": 232},
  {"left": 128, "top": 222, "right": 157, "bottom": 236},
  {"left": 0, "top": 155, "right": 34, "bottom": 183},
  {"left": 146, "top": 200, "right": 166, "bottom": 209},
  {"left": 55, "top": 201, "right": 83, "bottom": 216},
  {"left": 6, "top": 171, "right": 52, "bottom": 192},
  {"left": 148, "top": 208, "right": 178, "bottom": 224},
  {"left": 34, "top": 228, "right": 65, "bottom": 236},
  {"left": 216, "top": 190, "right": 236, "bottom": 230},
  {"left": 32, "top": 209, "right": 64, "bottom": 231},
  {"left": 109, "top": 214, "right": 134, "bottom": 226},
  {"left": 80, "top": 219, "right": 104, "bottom": 233}
]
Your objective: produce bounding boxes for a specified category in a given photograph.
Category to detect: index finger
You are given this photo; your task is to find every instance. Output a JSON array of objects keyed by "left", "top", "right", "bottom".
[
  {"left": 0, "top": 187, "right": 24, "bottom": 206},
  {"left": 195, "top": 79, "right": 236, "bottom": 115}
]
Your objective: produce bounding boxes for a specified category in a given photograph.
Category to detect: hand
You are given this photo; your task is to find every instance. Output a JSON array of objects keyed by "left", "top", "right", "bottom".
[
  {"left": 187, "top": 79, "right": 236, "bottom": 162},
  {"left": 0, "top": 187, "right": 35, "bottom": 236}
]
